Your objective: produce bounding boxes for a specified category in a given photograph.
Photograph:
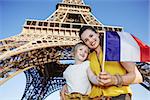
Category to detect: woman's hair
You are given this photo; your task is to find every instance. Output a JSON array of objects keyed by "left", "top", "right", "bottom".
[{"left": 79, "top": 26, "right": 97, "bottom": 39}]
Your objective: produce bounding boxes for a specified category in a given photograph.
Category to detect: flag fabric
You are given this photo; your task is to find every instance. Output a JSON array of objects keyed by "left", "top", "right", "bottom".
[{"left": 105, "top": 31, "right": 150, "bottom": 62}]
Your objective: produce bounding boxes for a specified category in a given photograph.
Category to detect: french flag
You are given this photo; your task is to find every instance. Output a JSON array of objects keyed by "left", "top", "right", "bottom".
[{"left": 105, "top": 31, "right": 150, "bottom": 62}]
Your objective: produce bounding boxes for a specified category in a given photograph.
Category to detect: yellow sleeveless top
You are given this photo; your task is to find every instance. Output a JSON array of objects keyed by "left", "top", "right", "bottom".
[{"left": 88, "top": 49, "right": 132, "bottom": 98}]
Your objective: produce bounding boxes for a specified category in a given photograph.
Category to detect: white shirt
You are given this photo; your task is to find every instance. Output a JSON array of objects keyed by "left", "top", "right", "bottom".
[{"left": 63, "top": 61, "right": 91, "bottom": 95}]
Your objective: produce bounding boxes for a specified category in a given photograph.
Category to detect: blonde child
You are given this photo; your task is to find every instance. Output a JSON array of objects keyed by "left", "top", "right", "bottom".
[{"left": 61, "top": 42, "right": 99, "bottom": 100}]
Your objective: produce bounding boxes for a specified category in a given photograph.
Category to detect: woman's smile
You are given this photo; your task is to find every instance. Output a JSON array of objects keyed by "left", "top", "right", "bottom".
[{"left": 91, "top": 40, "right": 96, "bottom": 46}]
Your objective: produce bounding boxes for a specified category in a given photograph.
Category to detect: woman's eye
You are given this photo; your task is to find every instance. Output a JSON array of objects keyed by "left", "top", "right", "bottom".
[
  {"left": 89, "top": 34, "right": 93, "bottom": 37},
  {"left": 84, "top": 39, "right": 88, "bottom": 43}
]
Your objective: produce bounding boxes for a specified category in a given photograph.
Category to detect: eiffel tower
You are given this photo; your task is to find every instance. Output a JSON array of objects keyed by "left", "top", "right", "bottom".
[{"left": 0, "top": 0, "right": 149, "bottom": 100}]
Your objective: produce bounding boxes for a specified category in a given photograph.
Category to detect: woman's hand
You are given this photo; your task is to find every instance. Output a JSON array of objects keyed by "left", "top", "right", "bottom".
[
  {"left": 97, "top": 71, "right": 117, "bottom": 86},
  {"left": 97, "top": 62, "right": 141, "bottom": 87},
  {"left": 60, "top": 84, "right": 68, "bottom": 100}
]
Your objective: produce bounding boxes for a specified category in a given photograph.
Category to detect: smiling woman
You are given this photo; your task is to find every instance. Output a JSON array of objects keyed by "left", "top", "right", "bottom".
[{"left": 0, "top": 0, "right": 149, "bottom": 100}]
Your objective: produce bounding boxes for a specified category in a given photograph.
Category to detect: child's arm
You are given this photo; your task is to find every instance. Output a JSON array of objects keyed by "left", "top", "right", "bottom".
[{"left": 87, "top": 67, "right": 100, "bottom": 86}]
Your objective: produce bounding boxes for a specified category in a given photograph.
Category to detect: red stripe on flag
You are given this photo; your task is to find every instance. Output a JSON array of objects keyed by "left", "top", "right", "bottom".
[{"left": 132, "top": 35, "right": 150, "bottom": 62}]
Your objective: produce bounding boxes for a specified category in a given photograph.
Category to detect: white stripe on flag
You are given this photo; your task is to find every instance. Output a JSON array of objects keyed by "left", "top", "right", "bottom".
[{"left": 117, "top": 32, "right": 140, "bottom": 61}]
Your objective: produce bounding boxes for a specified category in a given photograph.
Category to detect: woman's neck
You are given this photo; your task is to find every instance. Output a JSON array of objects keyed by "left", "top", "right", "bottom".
[{"left": 95, "top": 45, "right": 101, "bottom": 56}]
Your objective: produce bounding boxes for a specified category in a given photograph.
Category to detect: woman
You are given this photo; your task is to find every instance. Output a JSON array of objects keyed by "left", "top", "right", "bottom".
[
  {"left": 60, "top": 26, "right": 143, "bottom": 100},
  {"left": 78, "top": 26, "right": 143, "bottom": 100}
]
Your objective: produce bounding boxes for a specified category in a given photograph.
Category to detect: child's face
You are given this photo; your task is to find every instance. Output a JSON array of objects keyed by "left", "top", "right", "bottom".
[{"left": 75, "top": 45, "right": 89, "bottom": 62}]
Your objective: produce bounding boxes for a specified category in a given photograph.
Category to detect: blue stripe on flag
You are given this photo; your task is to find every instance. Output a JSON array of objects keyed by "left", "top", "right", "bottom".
[{"left": 105, "top": 31, "right": 120, "bottom": 61}]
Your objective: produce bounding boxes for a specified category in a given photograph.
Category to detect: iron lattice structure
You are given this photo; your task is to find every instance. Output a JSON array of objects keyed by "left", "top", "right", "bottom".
[
  {"left": 136, "top": 62, "right": 150, "bottom": 91},
  {"left": 22, "top": 67, "right": 66, "bottom": 100},
  {"left": 0, "top": 0, "right": 149, "bottom": 99}
]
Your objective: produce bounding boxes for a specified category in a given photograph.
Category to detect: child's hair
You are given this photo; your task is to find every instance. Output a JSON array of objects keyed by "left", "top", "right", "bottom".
[
  {"left": 73, "top": 42, "right": 88, "bottom": 53},
  {"left": 73, "top": 42, "right": 89, "bottom": 61},
  {"left": 79, "top": 26, "right": 97, "bottom": 39}
]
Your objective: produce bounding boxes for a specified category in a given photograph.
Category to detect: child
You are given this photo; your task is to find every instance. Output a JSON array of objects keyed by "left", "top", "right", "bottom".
[{"left": 61, "top": 42, "right": 99, "bottom": 100}]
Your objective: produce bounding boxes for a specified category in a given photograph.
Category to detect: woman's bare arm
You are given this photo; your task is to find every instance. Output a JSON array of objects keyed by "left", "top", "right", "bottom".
[
  {"left": 60, "top": 84, "right": 68, "bottom": 100},
  {"left": 120, "top": 62, "right": 136, "bottom": 85},
  {"left": 121, "top": 62, "right": 143, "bottom": 85},
  {"left": 98, "top": 62, "right": 143, "bottom": 86}
]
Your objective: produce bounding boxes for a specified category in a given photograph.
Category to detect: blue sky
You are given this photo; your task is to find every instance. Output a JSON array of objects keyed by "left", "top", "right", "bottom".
[
  {"left": 0, "top": 0, "right": 150, "bottom": 100},
  {"left": 0, "top": 0, "right": 149, "bottom": 45}
]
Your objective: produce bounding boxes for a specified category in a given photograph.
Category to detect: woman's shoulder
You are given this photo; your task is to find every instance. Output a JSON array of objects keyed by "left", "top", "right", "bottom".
[
  {"left": 88, "top": 51, "right": 96, "bottom": 59},
  {"left": 81, "top": 60, "right": 90, "bottom": 69}
]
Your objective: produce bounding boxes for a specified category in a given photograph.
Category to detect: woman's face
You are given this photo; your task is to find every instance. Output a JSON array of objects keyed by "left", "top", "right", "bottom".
[{"left": 81, "top": 29, "right": 100, "bottom": 50}]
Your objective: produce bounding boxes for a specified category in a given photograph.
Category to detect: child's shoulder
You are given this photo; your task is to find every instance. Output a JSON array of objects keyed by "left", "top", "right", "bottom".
[
  {"left": 63, "top": 64, "right": 75, "bottom": 72},
  {"left": 63, "top": 65, "right": 72, "bottom": 75},
  {"left": 64, "top": 64, "right": 73, "bottom": 70},
  {"left": 83, "top": 60, "right": 90, "bottom": 65}
]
